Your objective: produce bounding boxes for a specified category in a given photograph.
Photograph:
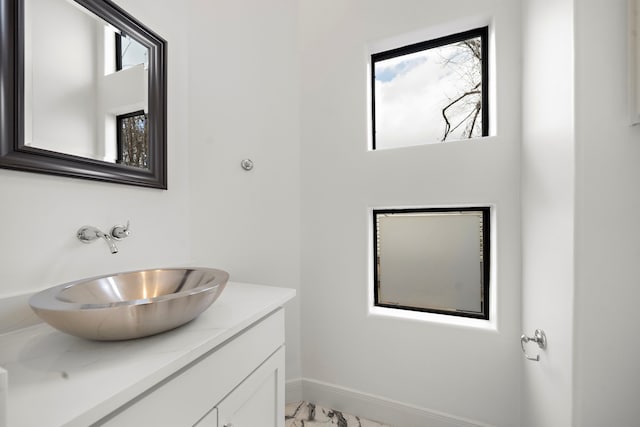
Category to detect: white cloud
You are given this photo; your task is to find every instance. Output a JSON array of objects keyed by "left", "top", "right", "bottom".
[{"left": 374, "top": 44, "right": 482, "bottom": 149}]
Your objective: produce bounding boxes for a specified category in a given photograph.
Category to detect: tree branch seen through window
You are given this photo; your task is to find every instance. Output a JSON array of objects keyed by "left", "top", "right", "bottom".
[
  {"left": 372, "top": 27, "right": 488, "bottom": 149},
  {"left": 117, "top": 111, "right": 149, "bottom": 169}
]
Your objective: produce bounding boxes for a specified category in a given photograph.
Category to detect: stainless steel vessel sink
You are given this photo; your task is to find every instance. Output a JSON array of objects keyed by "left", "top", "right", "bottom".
[{"left": 29, "top": 268, "right": 229, "bottom": 341}]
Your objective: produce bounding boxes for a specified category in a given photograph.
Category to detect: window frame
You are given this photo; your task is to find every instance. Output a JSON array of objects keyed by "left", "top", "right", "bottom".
[
  {"left": 370, "top": 26, "right": 489, "bottom": 150},
  {"left": 115, "top": 33, "right": 124, "bottom": 71},
  {"left": 372, "top": 206, "right": 491, "bottom": 320}
]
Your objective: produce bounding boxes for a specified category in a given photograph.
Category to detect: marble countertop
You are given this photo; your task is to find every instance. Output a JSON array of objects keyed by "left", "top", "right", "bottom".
[{"left": 0, "top": 282, "right": 295, "bottom": 427}]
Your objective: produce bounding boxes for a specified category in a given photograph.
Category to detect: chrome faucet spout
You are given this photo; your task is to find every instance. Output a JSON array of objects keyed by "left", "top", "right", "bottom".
[{"left": 102, "top": 233, "right": 119, "bottom": 254}]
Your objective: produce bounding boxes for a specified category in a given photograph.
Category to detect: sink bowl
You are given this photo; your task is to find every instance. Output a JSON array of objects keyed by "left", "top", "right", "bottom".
[{"left": 29, "top": 267, "right": 229, "bottom": 341}]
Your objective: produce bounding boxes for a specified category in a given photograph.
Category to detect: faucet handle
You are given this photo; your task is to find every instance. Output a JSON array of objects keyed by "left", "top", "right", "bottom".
[
  {"left": 77, "top": 225, "right": 104, "bottom": 243},
  {"left": 110, "top": 220, "right": 130, "bottom": 240}
]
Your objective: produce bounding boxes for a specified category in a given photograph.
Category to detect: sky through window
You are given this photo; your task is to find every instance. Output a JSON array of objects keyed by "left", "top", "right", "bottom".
[{"left": 372, "top": 29, "right": 487, "bottom": 149}]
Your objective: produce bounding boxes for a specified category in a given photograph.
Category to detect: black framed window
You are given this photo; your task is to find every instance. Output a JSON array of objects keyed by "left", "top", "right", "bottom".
[
  {"left": 116, "top": 110, "right": 148, "bottom": 169},
  {"left": 371, "top": 27, "right": 489, "bottom": 150},
  {"left": 115, "top": 33, "right": 148, "bottom": 71},
  {"left": 373, "top": 207, "right": 490, "bottom": 320},
  {"left": 114, "top": 33, "right": 149, "bottom": 169}
]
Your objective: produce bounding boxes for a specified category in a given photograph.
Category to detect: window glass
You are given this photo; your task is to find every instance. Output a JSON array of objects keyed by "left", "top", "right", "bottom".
[
  {"left": 116, "top": 33, "right": 148, "bottom": 71},
  {"left": 117, "top": 111, "right": 148, "bottom": 169},
  {"left": 374, "top": 207, "right": 490, "bottom": 319},
  {"left": 372, "top": 27, "right": 488, "bottom": 149}
]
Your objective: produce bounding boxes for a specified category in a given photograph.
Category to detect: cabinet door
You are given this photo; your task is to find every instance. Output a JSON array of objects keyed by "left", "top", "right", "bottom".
[{"left": 217, "top": 347, "right": 285, "bottom": 427}]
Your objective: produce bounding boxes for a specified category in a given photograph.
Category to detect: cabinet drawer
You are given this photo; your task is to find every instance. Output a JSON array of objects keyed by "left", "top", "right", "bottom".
[{"left": 97, "top": 309, "right": 285, "bottom": 426}]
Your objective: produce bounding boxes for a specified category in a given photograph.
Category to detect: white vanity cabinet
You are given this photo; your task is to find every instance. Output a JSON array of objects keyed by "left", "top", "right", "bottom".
[
  {"left": 0, "top": 282, "right": 294, "bottom": 427},
  {"left": 98, "top": 309, "right": 286, "bottom": 427}
]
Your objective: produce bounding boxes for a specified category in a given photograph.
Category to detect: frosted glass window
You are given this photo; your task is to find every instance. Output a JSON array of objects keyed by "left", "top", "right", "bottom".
[
  {"left": 371, "top": 27, "right": 488, "bottom": 150},
  {"left": 373, "top": 207, "right": 490, "bottom": 319}
]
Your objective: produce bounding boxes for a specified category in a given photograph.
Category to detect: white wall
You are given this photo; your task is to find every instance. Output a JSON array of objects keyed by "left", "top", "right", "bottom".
[
  {"left": 520, "top": 1, "right": 575, "bottom": 426},
  {"left": 573, "top": 0, "right": 640, "bottom": 424},
  {"left": 186, "top": 0, "right": 302, "bottom": 381},
  {"left": 299, "top": 1, "right": 522, "bottom": 425},
  {"left": 0, "top": 0, "right": 192, "bottom": 299},
  {"left": 521, "top": 1, "right": 640, "bottom": 426}
]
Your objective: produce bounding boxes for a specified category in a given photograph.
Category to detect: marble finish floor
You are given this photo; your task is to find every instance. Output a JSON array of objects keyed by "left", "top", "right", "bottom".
[{"left": 285, "top": 401, "right": 392, "bottom": 427}]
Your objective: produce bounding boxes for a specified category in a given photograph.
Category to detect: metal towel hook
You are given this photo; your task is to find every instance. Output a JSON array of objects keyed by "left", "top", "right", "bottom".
[{"left": 521, "top": 329, "right": 547, "bottom": 361}]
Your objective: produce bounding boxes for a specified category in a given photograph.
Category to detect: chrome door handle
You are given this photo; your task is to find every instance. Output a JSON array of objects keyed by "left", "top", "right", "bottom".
[{"left": 521, "top": 329, "right": 547, "bottom": 361}]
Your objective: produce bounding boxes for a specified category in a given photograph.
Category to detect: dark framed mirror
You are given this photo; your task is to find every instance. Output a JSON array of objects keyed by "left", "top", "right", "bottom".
[{"left": 0, "top": 0, "right": 167, "bottom": 188}]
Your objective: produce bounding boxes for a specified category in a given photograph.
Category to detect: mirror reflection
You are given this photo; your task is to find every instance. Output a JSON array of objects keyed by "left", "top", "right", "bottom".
[{"left": 24, "top": 0, "right": 150, "bottom": 169}]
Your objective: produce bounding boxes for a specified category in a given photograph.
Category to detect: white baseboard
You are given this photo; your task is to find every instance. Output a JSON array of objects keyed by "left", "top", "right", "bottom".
[{"left": 286, "top": 377, "right": 492, "bottom": 427}]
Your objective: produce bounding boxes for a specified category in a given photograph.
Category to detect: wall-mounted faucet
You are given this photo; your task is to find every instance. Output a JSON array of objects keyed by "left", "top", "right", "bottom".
[{"left": 77, "top": 221, "right": 130, "bottom": 254}]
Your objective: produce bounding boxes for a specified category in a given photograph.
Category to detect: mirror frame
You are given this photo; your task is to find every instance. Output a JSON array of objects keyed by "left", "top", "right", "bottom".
[{"left": 0, "top": 0, "right": 167, "bottom": 188}]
